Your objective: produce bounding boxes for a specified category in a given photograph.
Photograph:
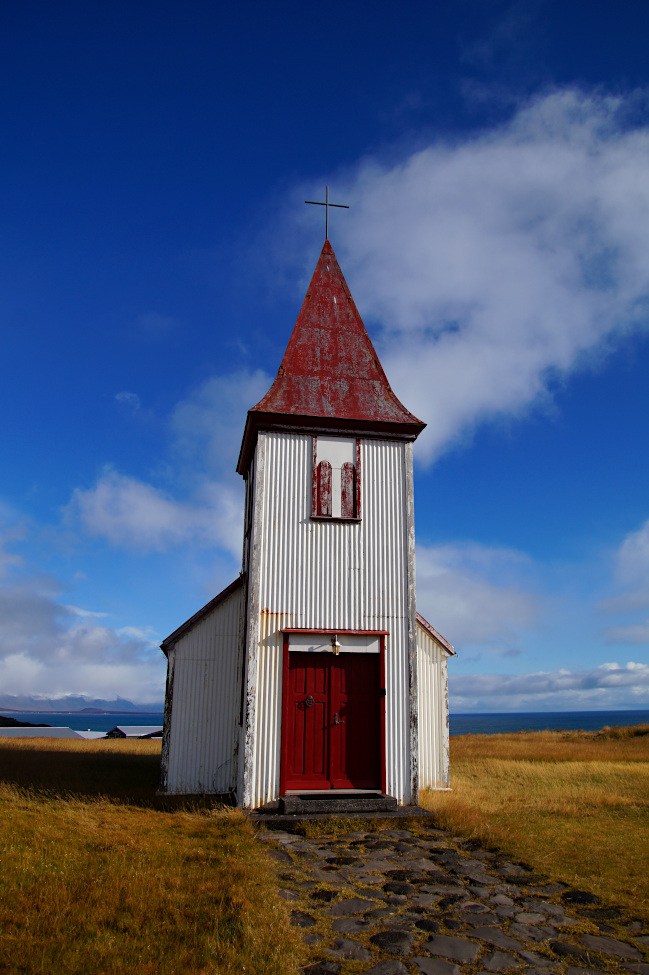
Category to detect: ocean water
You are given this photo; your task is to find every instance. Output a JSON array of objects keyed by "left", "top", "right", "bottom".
[
  {"left": 1, "top": 711, "right": 165, "bottom": 733},
  {"left": 449, "top": 709, "right": 649, "bottom": 736},
  {"left": 3, "top": 708, "right": 649, "bottom": 737}
]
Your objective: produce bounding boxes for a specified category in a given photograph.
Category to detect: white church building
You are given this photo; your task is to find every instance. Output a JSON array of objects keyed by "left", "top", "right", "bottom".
[{"left": 159, "top": 239, "right": 454, "bottom": 811}]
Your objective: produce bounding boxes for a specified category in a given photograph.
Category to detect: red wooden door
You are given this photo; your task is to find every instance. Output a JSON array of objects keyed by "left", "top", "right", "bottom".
[
  {"left": 284, "top": 653, "right": 330, "bottom": 789},
  {"left": 283, "top": 652, "right": 381, "bottom": 791},
  {"left": 330, "top": 653, "right": 381, "bottom": 789}
]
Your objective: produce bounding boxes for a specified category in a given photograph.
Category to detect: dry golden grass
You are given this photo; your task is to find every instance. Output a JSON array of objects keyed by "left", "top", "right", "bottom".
[
  {"left": 421, "top": 727, "right": 649, "bottom": 921},
  {"left": 0, "top": 739, "right": 305, "bottom": 975},
  {"left": 446, "top": 725, "right": 649, "bottom": 763},
  {"left": 0, "top": 736, "right": 164, "bottom": 803}
]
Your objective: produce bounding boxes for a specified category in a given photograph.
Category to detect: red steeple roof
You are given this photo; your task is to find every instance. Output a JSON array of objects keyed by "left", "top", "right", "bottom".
[{"left": 237, "top": 240, "right": 424, "bottom": 473}]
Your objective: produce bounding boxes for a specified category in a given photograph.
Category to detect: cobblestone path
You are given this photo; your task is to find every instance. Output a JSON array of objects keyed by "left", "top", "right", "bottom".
[{"left": 258, "top": 823, "right": 649, "bottom": 975}]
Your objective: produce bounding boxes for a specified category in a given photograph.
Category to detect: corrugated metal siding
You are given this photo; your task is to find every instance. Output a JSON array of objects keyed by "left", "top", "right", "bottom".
[
  {"left": 417, "top": 623, "right": 450, "bottom": 789},
  {"left": 164, "top": 582, "right": 245, "bottom": 794},
  {"left": 253, "top": 609, "right": 292, "bottom": 806},
  {"left": 249, "top": 432, "right": 412, "bottom": 808}
]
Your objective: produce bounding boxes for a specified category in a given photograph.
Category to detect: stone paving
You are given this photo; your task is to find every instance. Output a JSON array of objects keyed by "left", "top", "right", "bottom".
[{"left": 258, "top": 823, "right": 649, "bottom": 975}]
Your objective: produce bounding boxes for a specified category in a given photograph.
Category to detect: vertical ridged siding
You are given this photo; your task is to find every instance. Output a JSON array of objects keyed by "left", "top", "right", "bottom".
[
  {"left": 250, "top": 432, "right": 412, "bottom": 808},
  {"left": 417, "top": 624, "right": 450, "bottom": 789},
  {"left": 365, "top": 436, "right": 410, "bottom": 806},
  {"left": 253, "top": 609, "right": 293, "bottom": 805},
  {"left": 165, "top": 582, "right": 245, "bottom": 794}
]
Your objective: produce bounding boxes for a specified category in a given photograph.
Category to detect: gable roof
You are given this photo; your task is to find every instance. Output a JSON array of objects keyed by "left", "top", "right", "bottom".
[
  {"left": 237, "top": 240, "right": 424, "bottom": 473},
  {"left": 417, "top": 611, "right": 456, "bottom": 655},
  {"left": 160, "top": 576, "right": 244, "bottom": 654}
]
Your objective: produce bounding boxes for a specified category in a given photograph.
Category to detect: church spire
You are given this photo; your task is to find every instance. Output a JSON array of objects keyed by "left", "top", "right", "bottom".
[{"left": 237, "top": 240, "right": 424, "bottom": 473}]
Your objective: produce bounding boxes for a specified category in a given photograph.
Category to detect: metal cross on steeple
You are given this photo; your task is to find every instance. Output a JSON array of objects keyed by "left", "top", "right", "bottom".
[{"left": 305, "top": 185, "right": 349, "bottom": 240}]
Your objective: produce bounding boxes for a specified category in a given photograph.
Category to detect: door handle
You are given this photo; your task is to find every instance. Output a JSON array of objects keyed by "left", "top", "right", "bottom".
[{"left": 333, "top": 712, "right": 345, "bottom": 725}]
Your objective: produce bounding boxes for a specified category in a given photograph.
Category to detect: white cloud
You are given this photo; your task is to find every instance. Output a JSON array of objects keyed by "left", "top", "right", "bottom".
[
  {"left": 0, "top": 514, "right": 165, "bottom": 702},
  {"left": 305, "top": 89, "right": 649, "bottom": 462},
  {"left": 417, "top": 542, "right": 539, "bottom": 650},
  {"left": 116, "top": 624, "right": 159, "bottom": 642},
  {"left": 616, "top": 518, "right": 649, "bottom": 582},
  {"left": 608, "top": 518, "right": 649, "bottom": 609},
  {"left": 450, "top": 660, "right": 649, "bottom": 712},
  {"left": 604, "top": 622, "right": 649, "bottom": 645},
  {"left": 115, "top": 391, "right": 141, "bottom": 410},
  {"left": 0, "top": 538, "right": 23, "bottom": 579},
  {"left": 599, "top": 517, "right": 649, "bottom": 618},
  {"left": 600, "top": 520, "right": 649, "bottom": 643},
  {"left": 70, "top": 469, "right": 243, "bottom": 559},
  {"left": 71, "top": 369, "right": 273, "bottom": 560},
  {"left": 63, "top": 605, "right": 109, "bottom": 619},
  {"left": 170, "top": 369, "right": 272, "bottom": 473},
  {"left": 0, "top": 514, "right": 27, "bottom": 579},
  {"left": 0, "top": 583, "right": 165, "bottom": 701}
]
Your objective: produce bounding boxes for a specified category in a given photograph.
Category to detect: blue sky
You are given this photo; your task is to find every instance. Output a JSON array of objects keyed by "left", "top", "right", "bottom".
[{"left": 2, "top": 0, "right": 649, "bottom": 711}]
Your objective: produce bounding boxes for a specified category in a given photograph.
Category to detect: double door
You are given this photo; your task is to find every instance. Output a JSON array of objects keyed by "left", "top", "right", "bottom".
[{"left": 282, "top": 651, "right": 382, "bottom": 791}]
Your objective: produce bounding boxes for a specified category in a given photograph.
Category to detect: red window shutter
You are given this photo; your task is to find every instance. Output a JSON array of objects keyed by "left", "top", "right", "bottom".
[
  {"left": 341, "top": 462, "right": 356, "bottom": 519},
  {"left": 317, "top": 461, "right": 332, "bottom": 516}
]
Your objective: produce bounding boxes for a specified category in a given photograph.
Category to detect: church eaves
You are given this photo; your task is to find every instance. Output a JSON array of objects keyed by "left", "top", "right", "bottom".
[{"left": 237, "top": 240, "right": 424, "bottom": 474}]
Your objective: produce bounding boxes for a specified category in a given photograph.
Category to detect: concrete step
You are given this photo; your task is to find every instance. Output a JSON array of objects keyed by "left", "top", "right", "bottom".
[{"left": 280, "top": 792, "right": 398, "bottom": 815}]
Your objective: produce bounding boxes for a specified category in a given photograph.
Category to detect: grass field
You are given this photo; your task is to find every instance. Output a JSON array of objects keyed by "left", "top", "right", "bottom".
[
  {"left": 421, "top": 725, "right": 649, "bottom": 922},
  {"left": 0, "top": 738, "right": 304, "bottom": 975}
]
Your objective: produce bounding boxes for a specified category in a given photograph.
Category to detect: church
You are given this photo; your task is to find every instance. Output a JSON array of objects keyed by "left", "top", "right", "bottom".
[{"left": 158, "top": 237, "right": 454, "bottom": 811}]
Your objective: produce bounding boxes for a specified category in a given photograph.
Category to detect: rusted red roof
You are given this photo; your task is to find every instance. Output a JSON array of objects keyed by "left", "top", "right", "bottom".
[
  {"left": 237, "top": 240, "right": 424, "bottom": 472},
  {"left": 160, "top": 576, "right": 244, "bottom": 653},
  {"left": 253, "top": 240, "right": 422, "bottom": 424},
  {"left": 416, "top": 612, "right": 456, "bottom": 656}
]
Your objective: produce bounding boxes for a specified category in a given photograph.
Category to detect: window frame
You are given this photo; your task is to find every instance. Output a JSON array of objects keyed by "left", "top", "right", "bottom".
[{"left": 311, "top": 436, "right": 361, "bottom": 522}]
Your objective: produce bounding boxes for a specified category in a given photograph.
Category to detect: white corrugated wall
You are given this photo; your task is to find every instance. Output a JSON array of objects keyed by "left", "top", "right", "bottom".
[
  {"left": 245, "top": 431, "right": 414, "bottom": 808},
  {"left": 164, "top": 582, "right": 245, "bottom": 794},
  {"left": 417, "top": 624, "right": 450, "bottom": 789}
]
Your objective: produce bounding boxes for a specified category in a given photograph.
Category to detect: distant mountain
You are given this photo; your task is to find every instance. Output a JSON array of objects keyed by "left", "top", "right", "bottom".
[{"left": 0, "top": 694, "right": 164, "bottom": 713}]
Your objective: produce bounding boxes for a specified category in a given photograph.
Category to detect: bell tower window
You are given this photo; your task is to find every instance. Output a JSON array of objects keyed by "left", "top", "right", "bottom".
[
  {"left": 312, "top": 437, "right": 361, "bottom": 521},
  {"left": 315, "top": 460, "right": 332, "bottom": 516}
]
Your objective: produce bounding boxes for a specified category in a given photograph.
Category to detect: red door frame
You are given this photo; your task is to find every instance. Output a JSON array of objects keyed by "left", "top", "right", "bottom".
[{"left": 280, "top": 628, "right": 387, "bottom": 796}]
